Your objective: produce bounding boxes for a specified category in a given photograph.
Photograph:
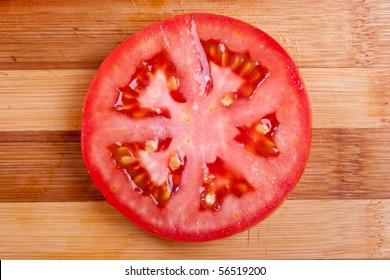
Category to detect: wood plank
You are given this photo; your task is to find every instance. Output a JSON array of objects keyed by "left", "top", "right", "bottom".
[
  {"left": 1, "top": 128, "right": 389, "bottom": 202},
  {"left": 304, "top": 68, "right": 390, "bottom": 129},
  {"left": 1, "top": 68, "right": 389, "bottom": 131},
  {"left": 0, "top": 69, "right": 94, "bottom": 131},
  {"left": 0, "top": 131, "right": 102, "bottom": 202},
  {"left": 294, "top": 128, "right": 390, "bottom": 199},
  {"left": 0, "top": 199, "right": 388, "bottom": 259},
  {"left": 0, "top": 0, "right": 389, "bottom": 70}
]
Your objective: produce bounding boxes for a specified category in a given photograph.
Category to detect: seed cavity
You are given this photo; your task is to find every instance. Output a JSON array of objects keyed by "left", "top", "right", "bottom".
[
  {"left": 113, "top": 52, "right": 186, "bottom": 119},
  {"left": 234, "top": 113, "right": 280, "bottom": 157},
  {"left": 201, "top": 40, "right": 268, "bottom": 99},
  {"left": 109, "top": 138, "right": 186, "bottom": 208},
  {"left": 200, "top": 157, "right": 254, "bottom": 211}
]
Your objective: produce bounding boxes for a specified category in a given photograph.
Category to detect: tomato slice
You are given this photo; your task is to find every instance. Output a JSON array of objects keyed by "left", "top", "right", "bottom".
[{"left": 81, "top": 13, "right": 311, "bottom": 241}]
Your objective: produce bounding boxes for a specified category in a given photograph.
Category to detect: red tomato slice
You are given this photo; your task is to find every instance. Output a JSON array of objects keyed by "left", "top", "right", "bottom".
[{"left": 81, "top": 13, "right": 311, "bottom": 241}]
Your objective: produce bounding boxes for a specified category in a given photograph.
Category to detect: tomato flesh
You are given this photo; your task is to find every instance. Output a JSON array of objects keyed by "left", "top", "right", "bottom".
[{"left": 81, "top": 13, "right": 311, "bottom": 241}]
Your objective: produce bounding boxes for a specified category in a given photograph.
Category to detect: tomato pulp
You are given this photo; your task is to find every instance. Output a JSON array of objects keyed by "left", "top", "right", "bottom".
[{"left": 81, "top": 14, "right": 311, "bottom": 241}]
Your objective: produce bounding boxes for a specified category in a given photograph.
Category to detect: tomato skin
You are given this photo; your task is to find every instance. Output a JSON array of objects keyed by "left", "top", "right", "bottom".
[{"left": 81, "top": 13, "right": 311, "bottom": 242}]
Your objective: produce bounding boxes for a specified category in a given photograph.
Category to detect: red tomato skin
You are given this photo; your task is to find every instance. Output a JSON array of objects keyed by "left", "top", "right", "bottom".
[{"left": 81, "top": 13, "right": 311, "bottom": 242}]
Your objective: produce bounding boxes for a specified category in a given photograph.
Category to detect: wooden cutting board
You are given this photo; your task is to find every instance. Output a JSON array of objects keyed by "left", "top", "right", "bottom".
[{"left": 1, "top": 0, "right": 389, "bottom": 259}]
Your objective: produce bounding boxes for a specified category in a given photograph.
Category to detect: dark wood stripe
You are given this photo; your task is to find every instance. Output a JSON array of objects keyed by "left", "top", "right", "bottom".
[
  {"left": 0, "top": 130, "right": 103, "bottom": 202},
  {"left": 0, "top": 130, "right": 81, "bottom": 143},
  {"left": 0, "top": 128, "right": 389, "bottom": 202},
  {"left": 291, "top": 128, "right": 390, "bottom": 199},
  {"left": 1, "top": 0, "right": 388, "bottom": 70}
]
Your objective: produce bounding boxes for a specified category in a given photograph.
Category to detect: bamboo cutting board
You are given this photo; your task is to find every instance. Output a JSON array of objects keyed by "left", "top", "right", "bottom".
[{"left": 1, "top": 0, "right": 389, "bottom": 259}]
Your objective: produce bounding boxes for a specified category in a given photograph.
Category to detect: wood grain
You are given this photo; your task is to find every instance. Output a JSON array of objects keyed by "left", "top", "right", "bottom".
[
  {"left": 1, "top": 128, "right": 390, "bottom": 202},
  {"left": 0, "top": 0, "right": 389, "bottom": 70},
  {"left": 1, "top": 68, "right": 389, "bottom": 130},
  {"left": 0, "top": 199, "right": 388, "bottom": 259},
  {"left": 0, "top": 0, "right": 390, "bottom": 259}
]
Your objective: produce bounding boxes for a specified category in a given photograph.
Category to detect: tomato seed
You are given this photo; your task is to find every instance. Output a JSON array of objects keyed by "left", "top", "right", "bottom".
[
  {"left": 205, "top": 192, "right": 216, "bottom": 206},
  {"left": 123, "top": 93, "right": 136, "bottom": 100},
  {"left": 230, "top": 54, "right": 244, "bottom": 70},
  {"left": 235, "top": 183, "right": 248, "bottom": 194},
  {"left": 169, "top": 154, "right": 183, "bottom": 171},
  {"left": 167, "top": 76, "right": 178, "bottom": 91},
  {"left": 221, "top": 52, "right": 229, "bottom": 67},
  {"left": 117, "top": 146, "right": 130, "bottom": 154},
  {"left": 240, "top": 61, "right": 257, "bottom": 76},
  {"left": 221, "top": 92, "right": 235, "bottom": 107},
  {"left": 120, "top": 156, "right": 135, "bottom": 165},
  {"left": 162, "top": 189, "right": 171, "bottom": 201},
  {"left": 255, "top": 123, "right": 270, "bottom": 134},
  {"left": 133, "top": 172, "right": 148, "bottom": 185},
  {"left": 209, "top": 44, "right": 217, "bottom": 58},
  {"left": 145, "top": 71, "right": 153, "bottom": 79},
  {"left": 145, "top": 140, "right": 158, "bottom": 152}
]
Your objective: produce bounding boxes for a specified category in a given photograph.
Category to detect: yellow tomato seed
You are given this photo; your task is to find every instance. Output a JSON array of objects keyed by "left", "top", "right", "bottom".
[
  {"left": 167, "top": 76, "right": 178, "bottom": 91},
  {"left": 235, "top": 183, "right": 248, "bottom": 193},
  {"left": 169, "top": 154, "right": 182, "bottom": 171},
  {"left": 255, "top": 123, "right": 269, "bottom": 134},
  {"left": 205, "top": 193, "right": 216, "bottom": 206},
  {"left": 145, "top": 140, "right": 157, "bottom": 152},
  {"left": 221, "top": 93, "right": 234, "bottom": 107},
  {"left": 117, "top": 146, "right": 130, "bottom": 154},
  {"left": 120, "top": 156, "right": 135, "bottom": 165}
]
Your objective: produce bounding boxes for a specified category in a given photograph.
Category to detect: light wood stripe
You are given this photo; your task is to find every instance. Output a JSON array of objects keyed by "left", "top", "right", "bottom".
[
  {"left": 1, "top": 68, "right": 389, "bottom": 131},
  {"left": 0, "top": 199, "right": 388, "bottom": 259},
  {"left": 0, "top": 69, "right": 94, "bottom": 131}
]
